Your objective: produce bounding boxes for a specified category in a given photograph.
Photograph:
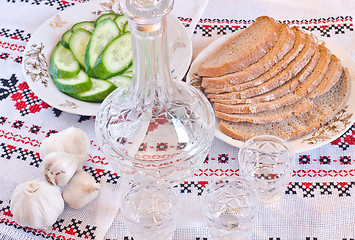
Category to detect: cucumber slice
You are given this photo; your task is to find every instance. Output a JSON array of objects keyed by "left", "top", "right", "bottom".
[
  {"left": 49, "top": 42, "right": 80, "bottom": 79},
  {"left": 61, "top": 30, "right": 72, "bottom": 48},
  {"left": 123, "top": 22, "right": 130, "bottom": 32},
  {"left": 71, "top": 21, "right": 95, "bottom": 33},
  {"left": 121, "top": 64, "right": 133, "bottom": 77},
  {"left": 53, "top": 70, "right": 92, "bottom": 94},
  {"left": 107, "top": 75, "right": 132, "bottom": 88},
  {"left": 84, "top": 18, "right": 120, "bottom": 77},
  {"left": 95, "top": 13, "right": 118, "bottom": 26},
  {"left": 69, "top": 78, "right": 116, "bottom": 103},
  {"left": 114, "top": 15, "right": 128, "bottom": 31},
  {"left": 69, "top": 29, "right": 91, "bottom": 67},
  {"left": 93, "top": 32, "right": 133, "bottom": 79}
]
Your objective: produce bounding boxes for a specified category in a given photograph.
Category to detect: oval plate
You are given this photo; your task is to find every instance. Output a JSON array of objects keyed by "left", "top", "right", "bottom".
[
  {"left": 186, "top": 32, "right": 355, "bottom": 153},
  {"left": 22, "top": 0, "right": 192, "bottom": 116}
]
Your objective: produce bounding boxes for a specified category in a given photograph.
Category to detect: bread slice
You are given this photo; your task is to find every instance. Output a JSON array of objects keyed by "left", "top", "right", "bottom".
[
  {"left": 201, "top": 23, "right": 295, "bottom": 88},
  {"left": 197, "top": 16, "right": 280, "bottom": 77},
  {"left": 215, "top": 97, "right": 315, "bottom": 123},
  {"left": 204, "top": 27, "right": 306, "bottom": 94},
  {"left": 208, "top": 34, "right": 319, "bottom": 103},
  {"left": 213, "top": 43, "right": 331, "bottom": 114},
  {"left": 308, "top": 54, "right": 342, "bottom": 98},
  {"left": 218, "top": 68, "right": 350, "bottom": 141}
]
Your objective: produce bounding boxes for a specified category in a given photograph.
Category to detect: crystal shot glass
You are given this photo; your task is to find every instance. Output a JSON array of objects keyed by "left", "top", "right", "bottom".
[
  {"left": 238, "top": 135, "right": 295, "bottom": 204},
  {"left": 120, "top": 182, "right": 177, "bottom": 240},
  {"left": 202, "top": 177, "right": 260, "bottom": 240}
]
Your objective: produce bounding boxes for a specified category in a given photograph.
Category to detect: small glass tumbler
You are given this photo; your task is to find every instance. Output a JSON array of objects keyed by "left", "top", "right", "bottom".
[
  {"left": 202, "top": 177, "right": 260, "bottom": 240},
  {"left": 238, "top": 135, "right": 295, "bottom": 204},
  {"left": 121, "top": 182, "right": 177, "bottom": 240}
]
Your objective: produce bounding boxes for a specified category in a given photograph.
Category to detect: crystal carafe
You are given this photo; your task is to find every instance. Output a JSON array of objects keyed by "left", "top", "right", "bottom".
[{"left": 95, "top": 0, "right": 215, "bottom": 184}]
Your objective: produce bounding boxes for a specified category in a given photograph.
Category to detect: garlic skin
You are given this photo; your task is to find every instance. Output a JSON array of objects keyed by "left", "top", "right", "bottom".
[
  {"left": 40, "top": 127, "right": 91, "bottom": 158},
  {"left": 42, "top": 152, "right": 89, "bottom": 186},
  {"left": 62, "top": 170, "right": 100, "bottom": 209},
  {"left": 10, "top": 178, "right": 64, "bottom": 229}
]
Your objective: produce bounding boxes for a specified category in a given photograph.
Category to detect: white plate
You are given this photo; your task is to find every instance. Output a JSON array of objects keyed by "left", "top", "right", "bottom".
[
  {"left": 186, "top": 31, "right": 355, "bottom": 153},
  {"left": 22, "top": 0, "right": 192, "bottom": 116}
]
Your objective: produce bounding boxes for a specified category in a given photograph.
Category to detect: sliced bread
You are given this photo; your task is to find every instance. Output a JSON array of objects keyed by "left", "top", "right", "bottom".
[
  {"left": 215, "top": 97, "right": 315, "bottom": 124},
  {"left": 308, "top": 54, "right": 342, "bottom": 98},
  {"left": 204, "top": 27, "right": 306, "bottom": 94},
  {"left": 201, "top": 23, "right": 295, "bottom": 88},
  {"left": 213, "top": 43, "right": 331, "bottom": 114},
  {"left": 208, "top": 34, "right": 318, "bottom": 102},
  {"left": 218, "top": 68, "right": 351, "bottom": 141},
  {"left": 197, "top": 16, "right": 280, "bottom": 77}
]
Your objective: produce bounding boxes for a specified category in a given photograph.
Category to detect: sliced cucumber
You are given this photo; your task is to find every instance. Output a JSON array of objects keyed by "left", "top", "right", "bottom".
[
  {"left": 49, "top": 42, "right": 80, "bottom": 79},
  {"left": 61, "top": 30, "right": 72, "bottom": 48},
  {"left": 107, "top": 75, "right": 132, "bottom": 88},
  {"left": 121, "top": 64, "right": 133, "bottom": 77},
  {"left": 53, "top": 70, "right": 92, "bottom": 94},
  {"left": 95, "top": 13, "right": 118, "bottom": 26},
  {"left": 114, "top": 15, "right": 128, "bottom": 31},
  {"left": 69, "top": 78, "right": 116, "bottom": 103},
  {"left": 123, "top": 22, "right": 130, "bottom": 32},
  {"left": 69, "top": 29, "right": 92, "bottom": 67},
  {"left": 71, "top": 21, "right": 95, "bottom": 33},
  {"left": 84, "top": 18, "right": 120, "bottom": 77},
  {"left": 93, "top": 32, "right": 133, "bottom": 79}
]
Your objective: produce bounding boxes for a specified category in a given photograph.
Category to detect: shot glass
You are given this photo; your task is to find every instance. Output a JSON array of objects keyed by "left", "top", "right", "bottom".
[
  {"left": 202, "top": 177, "right": 260, "bottom": 240},
  {"left": 121, "top": 182, "right": 177, "bottom": 240},
  {"left": 238, "top": 135, "right": 295, "bottom": 204}
]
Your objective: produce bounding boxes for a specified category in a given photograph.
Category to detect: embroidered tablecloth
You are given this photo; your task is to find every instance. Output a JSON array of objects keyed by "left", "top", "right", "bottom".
[{"left": 1, "top": 0, "right": 355, "bottom": 239}]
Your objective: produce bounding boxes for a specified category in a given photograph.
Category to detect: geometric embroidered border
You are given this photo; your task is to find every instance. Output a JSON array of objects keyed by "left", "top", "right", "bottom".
[
  {"left": 286, "top": 182, "right": 355, "bottom": 197},
  {"left": 195, "top": 16, "right": 354, "bottom": 37},
  {"left": 178, "top": 181, "right": 355, "bottom": 198}
]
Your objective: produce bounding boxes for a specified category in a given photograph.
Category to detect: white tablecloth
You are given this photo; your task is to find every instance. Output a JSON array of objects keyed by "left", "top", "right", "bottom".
[{"left": 0, "top": 0, "right": 355, "bottom": 239}]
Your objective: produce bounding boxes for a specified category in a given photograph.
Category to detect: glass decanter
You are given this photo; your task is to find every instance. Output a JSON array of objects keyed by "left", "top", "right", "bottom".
[{"left": 95, "top": 0, "right": 215, "bottom": 184}]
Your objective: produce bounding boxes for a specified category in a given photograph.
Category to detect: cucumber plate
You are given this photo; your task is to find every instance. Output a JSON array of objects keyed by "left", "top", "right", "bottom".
[{"left": 49, "top": 13, "right": 134, "bottom": 104}]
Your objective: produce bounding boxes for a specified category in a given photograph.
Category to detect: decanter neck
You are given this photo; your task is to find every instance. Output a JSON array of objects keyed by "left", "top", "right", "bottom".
[
  {"left": 120, "top": 0, "right": 175, "bottom": 107},
  {"left": 129, "top": 17, "right": 173, "bottom": 106}
]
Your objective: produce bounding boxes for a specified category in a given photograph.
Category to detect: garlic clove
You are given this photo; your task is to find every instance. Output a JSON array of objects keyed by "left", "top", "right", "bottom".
[
  {"left": 40, "top": 127, "right": 91, "bottom": 158},
  {"left": 62, "top": 170, "right": 100, "bottom": 209},
  {"left": 42, "top": 152, "right": 89, "bottom": 186},
  {"left": 10, "top": 178, "right": 64, "bottom": 229}
]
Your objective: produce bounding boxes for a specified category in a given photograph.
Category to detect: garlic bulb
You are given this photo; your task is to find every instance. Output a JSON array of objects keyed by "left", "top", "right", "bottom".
[
  {"left": 42, "top": 152, "right": 89, "bottom": 186},
  {"left": 40, "top": 127, "right": 91, "bottom": 158},
  {"left": 62, "top": 170, "right": 100, "bottom": 209},
  {"left": 10, "top": 178, "right": 64, "bottom": 229}
]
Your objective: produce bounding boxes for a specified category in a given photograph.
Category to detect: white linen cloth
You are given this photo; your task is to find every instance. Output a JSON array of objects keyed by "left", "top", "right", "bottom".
[{"left": 0, "top": 0, "right": 355, "bottom": 239}]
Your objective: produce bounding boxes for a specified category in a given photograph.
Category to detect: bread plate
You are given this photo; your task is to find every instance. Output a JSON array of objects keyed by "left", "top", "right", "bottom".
[
  {"left": 22, "top": 0, "right": 192, "bottom": 116},
  {"left": 186, "top": 31, "right": 355, "bottom": 153}
]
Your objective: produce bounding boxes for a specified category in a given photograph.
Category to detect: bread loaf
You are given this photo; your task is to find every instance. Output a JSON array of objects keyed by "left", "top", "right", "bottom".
[
  {"left": 192, "top": 15, "right": 351, "bottom": 142},
  {"left": 218, "top": 68, "right": 350, "bottom": 141}
]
